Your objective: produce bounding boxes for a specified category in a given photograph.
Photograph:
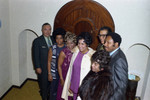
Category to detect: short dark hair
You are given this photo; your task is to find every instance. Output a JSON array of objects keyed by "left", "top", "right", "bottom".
[
  {"left": 99, "top": 26, "right": 112, "bottom": 33},
  {"left": 79, "top": 50, "right": 113, "bottom": 100},
  {"left": 106, "top": 32, "right": 122, "bottom": 46},
  {"left": 53, "top": 28, "right": 66, "bottom": 40},
  {"left": 42, "top": 23, "right": 50, "bottom": 29},
  {"left": 91, "top": 50, "right": 110, "bottom": 69},
  {"left": 77, "top": 32, "right": 92, "bottom": 46}
]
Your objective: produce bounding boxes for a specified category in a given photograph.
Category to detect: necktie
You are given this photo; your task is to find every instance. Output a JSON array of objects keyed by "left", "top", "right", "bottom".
[{"left": 47, "top": 37, "right": 52, "bottom": 48}]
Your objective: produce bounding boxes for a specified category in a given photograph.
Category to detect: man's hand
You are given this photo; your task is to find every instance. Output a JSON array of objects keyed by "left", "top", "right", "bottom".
[{"left": 36, "top": 68, "right": 42, "bottom": 74}]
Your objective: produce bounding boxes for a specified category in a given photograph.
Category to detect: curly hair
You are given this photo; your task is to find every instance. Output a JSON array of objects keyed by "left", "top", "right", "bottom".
[
  {"left": 91, "top": 50, "right": 110, "bottom": 69},
  {"left": 79, "top": 50, "right": 113, "bottom": 100},
  {"left": 77, "top": 32, "right": 92, "bottom": 46},
  {"left": 64, "top": 31, "right": 77, "bottom": 44},
  {"left": 53, "top": 28, "right": 66, "bottom": 40}
]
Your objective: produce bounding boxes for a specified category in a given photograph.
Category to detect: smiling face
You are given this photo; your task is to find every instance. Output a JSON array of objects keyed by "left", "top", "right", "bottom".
[
  {"left": 66, "top": 40, "right": 76, "bottom": 50},
  {"left": 78, "top": 39, "right": 88, "bottom": 54},
  {"left": 98, "top": 30, "right": 108, "bottom": 44},
  {"left": 56, "top": 35, "right": 64, "bottom": 45},
  {"left": 42, "top": 25, "right": 51, "bottom": 37},
  {"left": 91, "top": 61, "right": 100, "bottom": 73},
  {"left": 104, "top": 36, "right": 118, "bottom": 52}
]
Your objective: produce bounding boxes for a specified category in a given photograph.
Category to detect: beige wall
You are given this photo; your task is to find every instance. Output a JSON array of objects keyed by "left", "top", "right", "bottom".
[{"left": 0, "top": 0, "right": 150, "bottom": 99}]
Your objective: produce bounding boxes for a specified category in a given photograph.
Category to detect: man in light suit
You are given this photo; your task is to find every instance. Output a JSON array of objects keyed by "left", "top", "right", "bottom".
[
  {"left": 104, "top": 32, "right": 128, "bottom": 100},
  {"left": 32, "top": 23, "right": 55, "bottom": 100}
]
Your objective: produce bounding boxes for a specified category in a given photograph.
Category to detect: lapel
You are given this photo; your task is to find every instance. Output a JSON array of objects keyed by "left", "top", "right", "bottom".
[
  {"left": 110, "top": 48, "right": 120, "bottom": 66},
  {"left": 111, "top": 48, "right": 120, "bottom": 59},
  {"left": 40, "top": 35, "right": 49, "bottom": 50}
]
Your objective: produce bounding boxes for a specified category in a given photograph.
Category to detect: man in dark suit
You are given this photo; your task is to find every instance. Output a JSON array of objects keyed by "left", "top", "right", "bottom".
[
  {"left": 104, "top": 32, "right": 128, "bottom": 100},
  {"left": 32, "top": 23, "right": 55, "bottom": 100}
]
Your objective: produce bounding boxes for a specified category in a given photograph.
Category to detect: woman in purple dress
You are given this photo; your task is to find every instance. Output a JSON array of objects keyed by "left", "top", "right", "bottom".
[
  {"left": 57, "top": 32, "right": 76, "bottom": 100},
  {"left": 62, "top": 32, "right": 95, "bottom": 100}
]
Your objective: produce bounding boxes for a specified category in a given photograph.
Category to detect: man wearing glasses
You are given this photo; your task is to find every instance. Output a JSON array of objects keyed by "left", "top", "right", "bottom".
[{"left": 97, "top": 26, "right": 112, "bottom": 51}]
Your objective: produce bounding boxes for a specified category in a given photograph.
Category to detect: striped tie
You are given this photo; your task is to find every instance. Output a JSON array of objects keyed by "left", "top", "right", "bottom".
[{"left": 47, "top": 37, "right": 52, "bottom": 48}]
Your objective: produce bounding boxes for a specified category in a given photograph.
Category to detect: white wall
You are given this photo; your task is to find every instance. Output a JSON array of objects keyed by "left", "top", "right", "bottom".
[
  {"left": 18, "top": 30, "right": 37, "bottom": 84},
  {"left": 143, "top": 53, "right": 150, "bottom": 100},
  {"left": 18, "top": 31, "right": 27, "bottom": 84},
  {"left": 143, "top": 55, "right": 150, "bottom": 100},
  {"left": 126, "top": 45, "right": 150, "bottom": 99},
  {"left": 99, "top": 0, "right": 150, "bottom": 51},
  {"left": 26, "top": 30, "right": 38, "bottom": 79},
  {"left": 9, "top": 0, "right": 69, "bottom": 86},
  {"left": 0, "top": 0, "right": 12, "bottom": 97},
  {"left": 1, "top": 0, "right": 150, "bottom": 99}
]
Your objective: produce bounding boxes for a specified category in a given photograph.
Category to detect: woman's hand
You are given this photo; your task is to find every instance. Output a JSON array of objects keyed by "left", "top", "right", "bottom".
[
  {"left": 68, "top": 88, "right": 73, "bottom": 94},
  {"left": 60, "top": 78, "right": 64, "bottom": 86},
  {"left": 48, "top": 73, "right": 53, "bottom": 81},
  {"left": 58, "top": 51, "right": 66, "bottom": 86},
  {"left": 47, "top": 48, "right": 53, "bottom": 81}
]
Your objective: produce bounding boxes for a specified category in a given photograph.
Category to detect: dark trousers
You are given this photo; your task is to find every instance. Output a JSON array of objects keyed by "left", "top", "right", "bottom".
[
  {"left": 38, "top": 73, "right": 49, "bottom": 100},
  {"left": 49, "top": 73, "right": 59, "bottom": 100}
]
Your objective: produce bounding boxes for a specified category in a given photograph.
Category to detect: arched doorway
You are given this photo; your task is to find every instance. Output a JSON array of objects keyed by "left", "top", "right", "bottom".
[
  {"left": 126, "top": 43, "right": 150, "bottom": 99},
  {"left": 18, "top": 29, "right": 38, "bottom": 84},
  {"left": 54, "top": 0, "right": 115, "bottom": 50}
]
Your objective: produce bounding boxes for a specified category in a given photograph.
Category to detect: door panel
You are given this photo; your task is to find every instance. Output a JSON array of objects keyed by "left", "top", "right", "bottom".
[{"left": 75, "top": 21, "right": 92, "bottom": 36}]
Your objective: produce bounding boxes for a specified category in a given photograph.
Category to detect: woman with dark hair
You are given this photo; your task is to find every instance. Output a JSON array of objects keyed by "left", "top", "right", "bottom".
[
  {"left": 56, "top": 32, "right": 77, "bottom": 100},
  {"left": 78, "top": 50, "right": 113, "bottom": 100},
  {"left": 62, "top": 32, "right": 95, "bottom": 100},
  {"left": 47, "top": 28, "right": 66, "bottom": 100}
]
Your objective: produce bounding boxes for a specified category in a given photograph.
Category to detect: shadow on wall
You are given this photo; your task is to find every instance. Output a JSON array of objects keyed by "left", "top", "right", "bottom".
[
  {"left": 18, "top": 29, "right": 38, "bottom": 85},
  {"left": 126, "top": 43, "right": 150, "bottom": 100}
]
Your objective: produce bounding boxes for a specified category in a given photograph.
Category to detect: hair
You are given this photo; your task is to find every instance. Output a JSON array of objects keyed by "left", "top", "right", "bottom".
[
  {"left": 77, "top": 32, "right": 92, "bottom": 46},
  {"left": 53, "top": 28, "right": 66, "bottom": 40},
  {"left": 79, "top": 50, "right": 113, "bottom": 100},
  {"left": 106, "top": 32, "right": 122, "bottom": 46},
  {"left": 99, "top": 26, "right": 112, "bottom": 33},
  {"left": 91, "top": 50, "right": 110, "bottom": 69},
  {"left": 64, "top": 31, "right": 77, "bottom": 44},
  {"left": 42, "top": 23, "right": 51, "bottom": 29}
]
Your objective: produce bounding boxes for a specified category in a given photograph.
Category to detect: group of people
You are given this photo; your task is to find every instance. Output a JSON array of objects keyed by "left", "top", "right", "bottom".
[{"left": 32, "top": 23, "right": 128, "bottom": 100}]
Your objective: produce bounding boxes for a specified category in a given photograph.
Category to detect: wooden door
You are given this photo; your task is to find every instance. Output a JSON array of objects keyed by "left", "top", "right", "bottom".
[
  {"left": 74, "top": 21, "right": 92, "bottom": 35},
  {"left": 53, "top": 0, "right": 115, "bottom": 50}
]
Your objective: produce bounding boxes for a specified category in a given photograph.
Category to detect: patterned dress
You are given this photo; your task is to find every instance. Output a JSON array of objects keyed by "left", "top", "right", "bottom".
[
  {"left": 56, "top": 47, "right": 73, "bottom": 100},
  {"left": 49, "top": 44, "right": 66, "bottom": 100}
]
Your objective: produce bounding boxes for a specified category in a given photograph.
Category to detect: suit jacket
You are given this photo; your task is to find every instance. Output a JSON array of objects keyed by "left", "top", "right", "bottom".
[
  {"left": 110, "top": 48, "right": 128, "bottom": 100},
  {"left": 32, "top": 35, "right": 55, "bottom": 72}
]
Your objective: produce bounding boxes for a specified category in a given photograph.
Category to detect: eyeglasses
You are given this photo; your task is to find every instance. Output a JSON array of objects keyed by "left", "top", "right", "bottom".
[{"left": 97, "top": 34, "right": 106, "bottom": 37}]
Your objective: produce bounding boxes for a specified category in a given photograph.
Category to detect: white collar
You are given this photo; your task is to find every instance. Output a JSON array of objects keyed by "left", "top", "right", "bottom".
[{"left": 110, "top": 47, "right": 120, "bottom": 56}]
